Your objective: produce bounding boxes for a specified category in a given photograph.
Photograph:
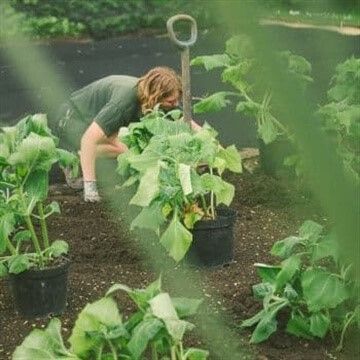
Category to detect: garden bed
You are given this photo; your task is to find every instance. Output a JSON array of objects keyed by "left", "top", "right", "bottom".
[{"left": 0, "top": 170, "right": 357, "bottom": 360}]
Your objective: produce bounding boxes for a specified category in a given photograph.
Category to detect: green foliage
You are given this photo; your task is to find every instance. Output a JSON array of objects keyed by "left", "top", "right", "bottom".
[
  {"left": 13, "top": 277, "right": 208, "bottom": 360},
  {"left": 191, "top": 35, "right": 313, "bottom": 145},
  {"left": 241, "top": 220, "right": 359, "bottom": 347},
  {"left": 0, "top": 114, "right": 79, "bottom": 275},
  {"left": 116, "top": 108, "right": 241, "bottom": 262},
  {"left": 6, "top": 0, "right": 216, "bottom": 39},
  {"left": 317, "top": 57, "right": 360, "bottom": 181}
]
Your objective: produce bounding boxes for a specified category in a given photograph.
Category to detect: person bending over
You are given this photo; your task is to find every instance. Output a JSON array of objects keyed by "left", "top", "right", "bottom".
[{"left": 56, "top": 66, "right": 201, "bottom": 202}]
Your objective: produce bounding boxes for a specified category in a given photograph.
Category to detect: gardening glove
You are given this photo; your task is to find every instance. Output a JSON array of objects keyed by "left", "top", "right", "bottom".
[{"left": 84, "top": 181, "right": 101, "bottom": 202}]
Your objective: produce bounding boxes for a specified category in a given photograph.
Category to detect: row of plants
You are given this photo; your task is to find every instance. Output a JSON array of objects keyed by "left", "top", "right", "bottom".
[
  {"left": 3, "top": 0, "right": 215, "bottom": 39},
  {"left": 191, "top": 34, "right": 359, "bottom": 347},
  {"left": 13, "top": 276, "right": 209, "bottom": 360},
  {"left": 0, "top": 112, "right": 216, "bottom": 358},
  {"left": 3, "top": 0, "right": 357, "bottom": 40}
]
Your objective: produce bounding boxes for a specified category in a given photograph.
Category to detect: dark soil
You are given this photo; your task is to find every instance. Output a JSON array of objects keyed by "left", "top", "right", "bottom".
[{"left": 0, "top": 170, "right": 358, "bottom": 360}]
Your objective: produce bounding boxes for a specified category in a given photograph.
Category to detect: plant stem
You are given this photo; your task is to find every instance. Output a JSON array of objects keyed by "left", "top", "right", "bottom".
[
  {"left": 37, "top": 202, "right": 50, "bottom": 250},
  {"left": 200, "top": 195, "right": 208, "bottom": 216},
  {"left": 24, "top": 214, "right": 44, "bottom": 268},
  {"left": 209, "top": 167, "right": 215, "bottom": 220},
  {"left": 151, "top": 344, "right": 158, "bottom": 360},
  {"left": 107, "top": 340, "right": 118, "bottom": 360},
  {"left": 170, "top": 346, "right": 177, "bottom": 360},
  {"left": 96, "top": 343, "right": 104, "bottom": 360},
  {"left": 5, "top": 236, "right": 16, "bottom": 255},
  {"left": 337, "top": 310, "right": 357, "bottom": 351}
]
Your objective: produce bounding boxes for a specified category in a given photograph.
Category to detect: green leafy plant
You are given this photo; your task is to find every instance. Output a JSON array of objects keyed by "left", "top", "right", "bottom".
[
  {"left": 13, "top": 276, "right": 209, "bottom": 360},
  {"left": 0, "top": 114, "right": 78, "bottom": 276},
  {"left": 117, "top": 108, "right": 241, "bottom": 262},
  {"left": 241, "top": 220, "right": 359, "bottom": 349},
  {"left": 191, "top": 35, "right": 312, "bottom": 145},
  {"left": 317, "top": 56, "right": 360, "bottom": 182}
]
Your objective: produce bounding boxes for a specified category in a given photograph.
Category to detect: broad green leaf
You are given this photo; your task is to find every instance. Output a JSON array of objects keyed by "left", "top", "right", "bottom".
[
  {"left": 44, "top": 318, "right": 71, "bottom": 356},
  {"left": 45, "top": 201, "right": 61, "bottom": 216},
  {"left": 24, "top": 169, "right": 49, "bottom": 201},
  {"left": 69, "top": 297, "right": 122, "bottom": 357},
  {"left": 225, "top": 35, "right": 253, "bottom": 59},
  {"left": 190, "top": 54, "right": 231, "bottom": 71},
  {"left": 127, "top": 317, "right": 163, "bottom": 359},
  {"left": 130, "top": 163, "right": 160, "bottom": 207},
  {"left": 218, "top": 145, "right": 242, "bottom": 173},
  {"left": 149, "top": 292, "right": 178, "bottom": 320},
  {"left": 184, "top": 348, "right": 209, "bottom": 360},
  {"left": 200, "top": 174, "right": 234, "bottom": 206},
  {"left": 47, "top": 240, "right": 69, "bottom": 257},
  {"left": 105, "top": 283, "right": 132, "bottom": 298},
  {"left": 254, "top": 263, "right": 281, "bottom": 284},
  {"left": 149, "top": 293, "right": 193, "bottom": 341},
  {"left": 164, "top": 317, "right": 194, "bottom": 342},
  {"left": 213, "top": 156, "right": 227, "bottom": 175},
  {"left": 286, "top": 314, "right": 313, "bottom": 339},
  {"left": 235, "top": 101, "right": 260, "bottom": 116},
  {"left": 0, "top": 212, "right": 16, "bottom": 253},
  {"left": 222, "top": 63, "right": 252, "bottom": 91},
  {"left": 178, "top": 163, "right": 192, "bottom": 195},
  {"left": 56, "top": 149, "right": 79, "bottom": 177},
  {"left": 216, "top": 180, "right": 234, "bottom": 206},
  {"left": 298, "top": 220, "right": 323, "bottom": 241},
  {"left": 13, "top": 342, "right": 58, "bottom": 359},
  {"left": 301, "top": 269, "right": 348, "bottom": 312},
  {"left": 241, "top": 309, "right": 266, "bottom": 328},
  {"left": 12, "top": 317, "right": 77, "bottom": 360},
  {"left": 312, "top": 232, "right": 339, "bottom": 262},
  {"left": 130, "top": 201, "right": 165, "bottom": 232},
  {"left": 160, "top": 215, "right": 193, "bottom": 262},
  {"left": 8, "top": 133, "right": 57, "bottom": 170},
  {"left": 13, "top": 230, "right": 32, "bottom": 244},
  {"left": 250, "top": 316, "right": 278, "bottom": 343},
  {"left": 106, "top": 277, "right": 162, "bottom": 310},
  {"left": 275, "top": 255, "right": 301, "bottom": 290},
  {"left": 127, "top": 151, "right": 160, "bottom": 173},
  {"left": 9, "top": 254, "right": 30, "bottom": 274},
  {"left": 194, "top": 92, "right": 232, "bottom": 114},
  {"left": 171, "top": 297, "right": 203, "bottom": 318},
  {"left": 271, "top": 236, "right": 302, "bottom": 259},
  {"left": 250, "top": 301, "right": 287, "bottom": 343},
  {"left": 310, "top": 312, "right": 330, "bottom": 338}
]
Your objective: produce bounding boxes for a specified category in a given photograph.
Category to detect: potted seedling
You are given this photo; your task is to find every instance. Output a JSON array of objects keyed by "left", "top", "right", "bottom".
[
  {"left": 13, "top": 276, "right": 209, "bottom": 360},
  {"left": 117, "top": 107, "right": 241, "bottom": 266},
  {"left": 0, "top": 114, "right": 78, "bottom": 317},
  {"left": 191, "top": 35, "right": 313, "bottom": 177}
]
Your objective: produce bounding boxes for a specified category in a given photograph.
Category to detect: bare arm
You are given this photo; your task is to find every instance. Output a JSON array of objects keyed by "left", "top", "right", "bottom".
[{"left": 80, "top": 121, "right": 107, "bottom": 181}]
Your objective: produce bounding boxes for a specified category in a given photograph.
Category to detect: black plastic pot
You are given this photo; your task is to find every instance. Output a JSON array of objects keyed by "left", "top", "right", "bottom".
[
  {"left": 9, "top": 258, "right": 70, "bottom": 318},
  {"left": 187, "top": 207, "right": 236, "bottom": 267}
]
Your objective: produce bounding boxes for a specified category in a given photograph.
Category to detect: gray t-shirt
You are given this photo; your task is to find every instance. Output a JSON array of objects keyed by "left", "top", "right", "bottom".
[{"left": 69, "top": 75, "right": 141, "bottom": 136}]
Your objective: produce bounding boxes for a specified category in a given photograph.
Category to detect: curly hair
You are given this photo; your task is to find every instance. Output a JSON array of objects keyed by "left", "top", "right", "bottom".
[{"left": 137, "top": 67, "right": 182, "bottom": 113}]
